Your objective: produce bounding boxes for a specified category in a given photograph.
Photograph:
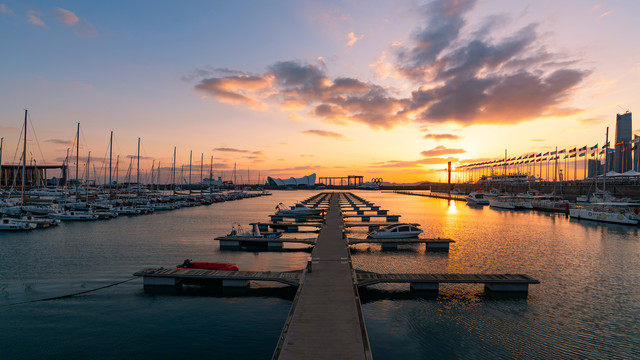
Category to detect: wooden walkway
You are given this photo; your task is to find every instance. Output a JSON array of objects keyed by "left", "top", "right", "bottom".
[
  {"left": 134, "top": 268, "right": 303, "bottom": 287},
  {"left": 356, "top": 271, "right": 539, "bottom": 291},
  {"left": 274, "top": 193, "right": 372, "bottom": 360}
]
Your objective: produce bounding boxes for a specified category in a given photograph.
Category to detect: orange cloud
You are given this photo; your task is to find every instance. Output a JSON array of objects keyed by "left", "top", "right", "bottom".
[
  {"left": 346, "top": 31, "right": 364, "bottom": 47},
  {"left": 54, "top": 7, "right": 78, "bottom": 25}
]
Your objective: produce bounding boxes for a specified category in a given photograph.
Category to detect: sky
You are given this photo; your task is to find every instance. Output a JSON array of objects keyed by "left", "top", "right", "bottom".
[{"left": 1, "top": 0, "right": 640, "bottom": 184}]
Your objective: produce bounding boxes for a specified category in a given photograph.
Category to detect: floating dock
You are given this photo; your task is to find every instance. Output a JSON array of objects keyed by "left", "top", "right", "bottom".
[
  {"left": 134, "top": 268, "right": 303, "bottom": 287},
  {"left": 274, "top": 193, "right": 372, "bottom": 360},
  {"left": 134, "top": 191, "right": 540, "bottom": 359}
]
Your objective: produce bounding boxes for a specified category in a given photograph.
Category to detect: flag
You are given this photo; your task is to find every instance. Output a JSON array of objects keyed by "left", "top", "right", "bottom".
[
  {"left": 578, "top": 153, "right": 585, "bottom": 157},
  {"left": 615, "top": 140, "right": 624, "bottom": 146},
  {"left": 590, "top": 152, "right": 596, "bottom": 157},
  {"left": 569, "top": 154, "right": 576, "bottom": 158},
  {"left": 550, "top": 151, "right": 556, "bottom": 155},
  {"left": 536, "top": 153, "right": 542, "bottom": 157},
  {"left": 543, "top": 151, "right": 549, "bottom": 156},
  {"left": 603, "top": 142, "right": 610, "bottom": 148},
  {"left": 589, "top": 144, "right": 598, "bottom": 150},
  {"left": 563, "top": 155, "right": 568, "bottom": 159},
  {"left": 578, "top": 145, "right": 587, "bottom": 151},
  {"left": 558, "top": 149, "right": 566, "bottom": 154},
  {"left": 599, "top": 149, "right": 605, "bottom": 154},
  {"left": 622, "top": 146, "right": 627, "bottom": 152},
  {"left": 568, "top": 147, "right": 576, "bottom": 153}
]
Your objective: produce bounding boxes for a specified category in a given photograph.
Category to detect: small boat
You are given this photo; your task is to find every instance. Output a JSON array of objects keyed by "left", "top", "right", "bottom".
[
  {"left": 11, "top": 215, "right": 60, "bottom": 228},
  {"left": 50, "top": 211, "right": 99, "bottom": 221},
  {"left": 466, "top": 191, "right": 489, "bottom": 205},
  {"left": 569, "top": 203, "right": 640, "bottom": 225},
  {"left": 228, "top": 224, "right": 283, "bottom": 238},
  {"left": 177, "top": 259, "right": 239, "bottom": 271},
  {"left": 367, "top": 223, "right": 423, "bottom": 239},
  {"left": 275, "top": 202, "right": 323, "bottom": 216},
  {"left": 489, "top": 196, "right": 516, "bottom": 210},
  {"left": 0, "top": 217, "right": 37, "bottom": 230}
]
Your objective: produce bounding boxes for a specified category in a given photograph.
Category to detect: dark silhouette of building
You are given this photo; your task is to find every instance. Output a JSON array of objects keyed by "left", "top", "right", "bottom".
[{"left": 614, "top": 112, "right": 632, "bottom": 172}]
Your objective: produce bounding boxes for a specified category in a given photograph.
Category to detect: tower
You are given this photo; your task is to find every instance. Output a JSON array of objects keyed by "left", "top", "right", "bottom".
[{"left": 614, "top": 112, "right": 632, "bottom": 172}]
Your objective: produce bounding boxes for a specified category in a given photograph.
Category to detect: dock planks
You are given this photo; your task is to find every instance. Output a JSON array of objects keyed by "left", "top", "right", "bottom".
[{"left": 274, "top": 193, "right": 371, "bottom": 360}]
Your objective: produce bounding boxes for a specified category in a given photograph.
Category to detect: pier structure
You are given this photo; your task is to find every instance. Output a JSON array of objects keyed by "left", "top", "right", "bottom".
[
  {"left": 135, "top": 192, "right": 540, "bottom": 359},
  {"left": 274, "top": 193, "right": 372, "bottom": 359}
]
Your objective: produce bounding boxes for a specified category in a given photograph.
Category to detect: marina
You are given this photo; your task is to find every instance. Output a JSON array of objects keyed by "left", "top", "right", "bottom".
[{"left": 1, "top": 189, "right": 639, "bottom": 359}]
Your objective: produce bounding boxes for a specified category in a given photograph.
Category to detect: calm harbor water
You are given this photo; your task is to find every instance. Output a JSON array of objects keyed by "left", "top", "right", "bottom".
[{"left": 1, "top": 190, "right": 639, "bottom": 359}]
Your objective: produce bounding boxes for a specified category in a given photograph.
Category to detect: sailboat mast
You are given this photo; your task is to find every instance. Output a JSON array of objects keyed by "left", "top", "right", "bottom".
[
  {"left": 172, "top": 147, "right": 176, "bottom": 195},
  {"left": 136, "top": 137, "right": 140, "bottom": 196},
  {"left": 22, "top": 110, "right": 27, "bottom": 204},
  {"left": 109, "top": 131, "right": 113, "bottom": 192},
  {"left": 86, "top": 151, "right": 91, "bottom": 202},
  {"left": 188, "top": 150, "right": 192, "bottom": 194},
  {"left": 75, "top": 122, "right": 80, "bottom": 199},
  {"left": 150, "top": 160, "right": 155, "bottom": 189},
  {"left": 604, "top": 127, "right": 609, "bottom": 194},
  {"left": 200, "top": 153, "right": 203, "bottom": 190}
]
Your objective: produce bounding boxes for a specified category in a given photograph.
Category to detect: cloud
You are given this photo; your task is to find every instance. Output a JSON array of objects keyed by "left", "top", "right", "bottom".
[
  {"left": 420, "top": 145, "right": 466, "bottom": 156},
  {"left": 301, "top": 154, "right": 315, "bottom": 157},
  {"left": 125, "top": 155, "right": 154, "bottom": 160},
  {"left": 190, "top": 0, "right": 588, "bottom": 129},
  {"left": 599, "top": 10, "right": 615, "bottom": 18},
  {"left": 46, "top": 139, "right": 75, "bottom": 146},
  {"left": 580, "top": 116, "right": 605, "bottom": 125},
  {"left": 266, "top": 165, "right": 327, "bottom": 172},
  {"left": 423, "top": 133, "right": 460, "bottom": 141},
  {"left": 370, "top": 156, "right": 459, "bottom": 168},
  {"left": 0, "top": 4, "right": 14, "bottom": 15},
  {"left": 52, "top": 7, "right": 98, "bottom": 37},
  {"left": 346, "top": 31, "right": 364, "bottom": 47},
  {"left": 530, "top": 139, "right": 545, "bottom": 142},
  {"left": 213, "top": 147, "right": 251, "bottom": 153},
  {"left": 54, "top": 7, "right": 78, "bottom": 25},
  {"left": 27, "top": 10, "right": 47, "bottom": 28},
  {"left": 302, "top": 129, "right": 347, "bottom": 139}
]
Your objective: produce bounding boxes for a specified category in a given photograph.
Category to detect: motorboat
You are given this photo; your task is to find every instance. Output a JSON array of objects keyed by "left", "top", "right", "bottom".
[
  {"left": 489, "top": 196, "right": 516, "bottom": 210},
  {"left": 466, "top": 191, "right": 489, "bottom": 205},
  {"left": 367, "top": 223, "right": 423, "bottom": 239},
  {"left": 275, "top": 202, "right": 323, "bottom": 216},
  {"left": 177, "top": 259, "right": 239, "bottom": 271},
  {"left": 0, "top": 217, "right": 37, "bottom": 230},
  {"left": 569, "top": 203, "right": 639, "bottom": 225},
  {"left": 50, "top": 211, "right": 99, "bottom": 221},
  {"left": 531, "top": 195, "right": 571, "bottom": 213},
  {"left": 227, "top": 224, "right": 282, "bottom": 238},
  {"left": 11, "top": 215, "right": 60, "bottom": 228}
]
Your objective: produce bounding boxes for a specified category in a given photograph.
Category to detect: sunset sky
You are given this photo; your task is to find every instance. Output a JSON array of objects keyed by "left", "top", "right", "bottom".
[{"left": 1, "top": 0, "right": 639, "bottom": 184}]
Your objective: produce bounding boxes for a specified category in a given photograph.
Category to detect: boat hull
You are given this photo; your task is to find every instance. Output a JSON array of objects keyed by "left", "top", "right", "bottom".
[{"left": 569, "top": 208, "right": 638, "bottom": 225}]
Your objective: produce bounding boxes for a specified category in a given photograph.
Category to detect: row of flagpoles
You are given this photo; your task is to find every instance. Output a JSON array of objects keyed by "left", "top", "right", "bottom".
[{"left": 455, "top": 139, "right": 640, "bottom": 183}]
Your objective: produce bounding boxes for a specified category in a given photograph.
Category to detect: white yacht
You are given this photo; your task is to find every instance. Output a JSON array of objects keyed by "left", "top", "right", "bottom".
[
  {"left": 367, "top": 223, "right": 423, "bottom": 239},
  {"left": 569, "top": 203, "right": 639, "bottom": 225},
  {"left": 489, "top": 196, "right": 516, "bottom": 210},
  {"left": 50, "top": 211, "right": 99, "bottom": 221},
  {"left": 466, "top": 191, "right": 490, "bottom": 205},
  {"left": 0, "top": 217, "right": 37, "bottom": 230},
  {"left": 275, "top": 203, "right": 323, "bottom": 216}
]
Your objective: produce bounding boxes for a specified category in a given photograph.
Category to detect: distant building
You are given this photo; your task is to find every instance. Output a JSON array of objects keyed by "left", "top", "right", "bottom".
[
  {"left": 587, "top": 159, "right": 603, "bottom": 178},
  {"left": 267, "top": 173, "right": 316, "bottom": 187},
  {"left": 614, "top": 112, "right": 632, "bottom": 172}
]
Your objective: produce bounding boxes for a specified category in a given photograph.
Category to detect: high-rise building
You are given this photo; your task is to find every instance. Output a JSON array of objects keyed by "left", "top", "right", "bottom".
[
  {"left": 614, "top": 112, "right": 632, "bottom": 172},
  {"left": 587, "top": 159, "right": 603, "bottom": 178}
]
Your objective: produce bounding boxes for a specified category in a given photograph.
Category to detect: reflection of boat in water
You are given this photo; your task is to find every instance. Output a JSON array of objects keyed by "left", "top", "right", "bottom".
[
  {"left": 178, "top": 259, "right": 239, "bottom": 271},
  {"left": 367, "top": 223, "right": 423, "bottom": 239},
  {"left": 275, "top": 203, "right": 322, "bottom": 216},
  {"left": 466, "top": 191, "right": 489, "bottom": 205},
  {"left": 228, "top": 224, "right": 283, "bottom": 238},
  {"left": 569, "top": 203, "right": 639, "bottom": 225}
]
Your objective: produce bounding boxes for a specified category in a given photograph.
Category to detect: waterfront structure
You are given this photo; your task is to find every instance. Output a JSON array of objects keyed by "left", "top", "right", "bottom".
[
  {"left": 267, "top": 173, "right": 316, "bottom": 187},
  {"left": 614, "top": 112, "right": 632, "bottom": 172},
  {"left": 318, "top": 175, "right": 363, "bottom": 187}
]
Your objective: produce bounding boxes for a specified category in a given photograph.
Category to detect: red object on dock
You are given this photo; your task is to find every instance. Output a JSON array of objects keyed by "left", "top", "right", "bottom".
[{"left": 178, "top": 259, "right": 239, "bottom": 271}]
